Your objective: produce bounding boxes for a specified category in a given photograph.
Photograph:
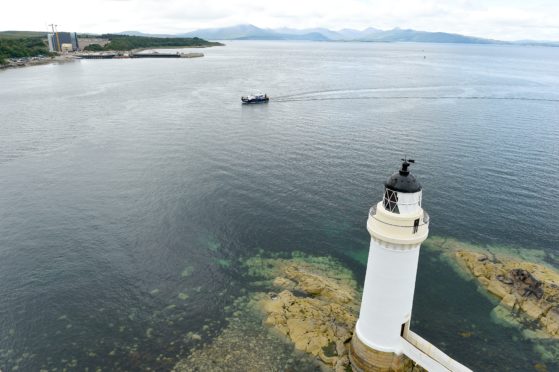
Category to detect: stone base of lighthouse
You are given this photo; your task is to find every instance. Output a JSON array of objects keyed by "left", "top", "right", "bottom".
[{"left": 349, "top": 333, "right": 407, "bottom": 372}]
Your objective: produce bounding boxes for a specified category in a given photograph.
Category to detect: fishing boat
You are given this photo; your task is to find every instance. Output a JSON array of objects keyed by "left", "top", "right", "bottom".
[{"left": 241, "top": 93, "right": 269, "bottom": 104}]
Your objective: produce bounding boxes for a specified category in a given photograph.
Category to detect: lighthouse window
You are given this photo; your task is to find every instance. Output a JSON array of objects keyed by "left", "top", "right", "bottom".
[
  {"left": 383, "top": 189, "right": 399, "bottom": 213},
  {"left": 413, "top": 218, "right": 420, "bottom": 234}
]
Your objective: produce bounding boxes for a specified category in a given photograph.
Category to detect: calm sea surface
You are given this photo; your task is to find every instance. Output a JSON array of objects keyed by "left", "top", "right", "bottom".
[{"left": 0, "top": 41, "right": 558, "bottom": 371}]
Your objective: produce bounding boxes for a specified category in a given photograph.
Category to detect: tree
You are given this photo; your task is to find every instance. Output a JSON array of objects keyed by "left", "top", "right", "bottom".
[{"left": 84, "top": 44, "right": 104, "bottom": 51}]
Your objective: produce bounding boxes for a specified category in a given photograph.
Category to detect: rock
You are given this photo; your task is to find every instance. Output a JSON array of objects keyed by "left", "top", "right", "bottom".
[
  {"left": 521, "top": 300, "right": 545, "bottom": 319},
  {"left": 542, "top": 308, "right": 559, "bottom": 336},
  {"left": 501, "top": 294, "right": 517, "bottom": 309},
  {"left": 478, "top": 277, "right": 490, "bottom": 287},
  {"left": 334, "top": 355, "right": 350, "bottom": 372},
  {"left": 190, "top": 333, "right": 202, "bottom": 341},
  {"left": 477, "top": 255, "right": 489, "bottom": 262},
  {"left": 319, "top": 349, "right": 338, "bottom": 365},
  {"left": 473, "top": 263, "right": 488, "bottom": 278},
  {"left": 252, "top": 255, "right": 361, "bottom": 369},
  {"left": 449, "top": 247, "right": 559, "bottom": 339},
  {"left": 487, "top": 278, "right": 511, "bottom": 298},
  {"left": 336, "top": 340, "right": 347, "bottom": 356},
  {"left": 273, "top": 277, "right": 295, "bottom": 289}
]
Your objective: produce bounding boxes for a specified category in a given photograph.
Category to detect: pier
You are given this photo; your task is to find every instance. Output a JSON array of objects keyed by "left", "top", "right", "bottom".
[
  {"left": 401, "top": 327, "right": 472, "bottom": 372},
  {"left": 76, "top": 53, "right": 117, "bottom": 59},
  {"left": 76, "top": 51, "right": 204, "bottom": 60},
  {"left": 131, "top": 52, "right": 181, "bottom": 58}
]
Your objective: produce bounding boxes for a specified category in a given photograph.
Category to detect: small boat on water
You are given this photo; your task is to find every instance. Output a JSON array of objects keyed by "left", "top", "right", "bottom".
[{"left": 241, "top": 93, "right": 269, "bottom": 104}]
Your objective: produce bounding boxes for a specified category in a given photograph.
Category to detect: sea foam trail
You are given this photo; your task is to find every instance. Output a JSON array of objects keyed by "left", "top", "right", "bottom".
[{"left": 274, "top": 96, "right": 559, "bottom": 103}]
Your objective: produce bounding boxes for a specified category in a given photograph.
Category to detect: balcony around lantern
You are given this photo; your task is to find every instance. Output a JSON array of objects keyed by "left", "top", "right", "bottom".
[{"left": 367, "top": 203, "right": 430, "bottom": 245}]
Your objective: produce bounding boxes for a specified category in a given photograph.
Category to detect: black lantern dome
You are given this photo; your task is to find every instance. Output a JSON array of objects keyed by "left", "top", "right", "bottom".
[{"left": 384, "top": 159, "right": 422, "bottom": 193}]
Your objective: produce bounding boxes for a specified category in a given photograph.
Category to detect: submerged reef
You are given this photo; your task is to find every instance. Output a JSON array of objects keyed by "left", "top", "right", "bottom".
[
  {"left": 172, "top": 295, "right": 322, "bottom": 371},
  {"left": 426, "top": 237, "right": 559, "bottom": 339},
  {"left": 426, "top": 237, "right": 559, "bottom": 364},
  {"left": 173, "top": 239, "right": 559, "bottom": 370},
  {"left": 174, "top": 253, "right": 423, "bottom": 371},
  {"left": 250, "top": 254, "right": 359, "bottom": 371}
]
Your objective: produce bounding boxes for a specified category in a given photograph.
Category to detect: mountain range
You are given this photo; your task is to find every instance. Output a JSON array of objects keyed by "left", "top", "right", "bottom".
[{"left": 117, "top": 25, "right": 559, "bottom": 46}]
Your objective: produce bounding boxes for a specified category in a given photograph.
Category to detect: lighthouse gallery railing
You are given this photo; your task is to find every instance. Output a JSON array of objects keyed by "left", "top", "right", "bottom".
[{"left": 369, "top": 205, "right": 430, "bottom": 233}]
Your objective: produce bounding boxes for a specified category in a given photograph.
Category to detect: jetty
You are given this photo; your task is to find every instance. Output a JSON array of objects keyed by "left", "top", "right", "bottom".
[
  {"left": 76, "top": 51, "right": 204, "bottom": 60},
  {"left": 131, "top": 52, "right": 204, "bottom": 58}
]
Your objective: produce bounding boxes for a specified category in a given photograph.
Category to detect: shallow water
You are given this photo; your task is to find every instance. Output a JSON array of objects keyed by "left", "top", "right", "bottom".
[{"left": 0, "top": 41, "right": 558, "bottom": 371}]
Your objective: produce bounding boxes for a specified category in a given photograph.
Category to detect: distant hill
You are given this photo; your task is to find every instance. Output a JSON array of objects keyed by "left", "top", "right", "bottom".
[
  {"left": 116, "top": 31, "right": 177, "bottom": 38},
  {"left": 152, "top": 24, "right": 555, "bottom": 46},
  {"left": 177, "top": 24, "right": 272, "bottom": 40},
  {"left": 273, "top": 27, "right": 348, "bottom": 40},
  {"left": 357, "top": 28, "right": 500, "bottom": 44},
  {"left": 167, "top": 24, "right": 503, "bottom": 43},
  {"left": 0, "top": 31, "right": 47, "bottom": 39},
  {"left": 100, "top": 26, "right": 559, "bottom": 46},
  {"left": 174, "top": 24, "right": 328, "bottom": 41}
]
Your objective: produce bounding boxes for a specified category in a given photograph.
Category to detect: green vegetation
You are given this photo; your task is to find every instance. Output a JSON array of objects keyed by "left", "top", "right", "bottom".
[
  {"left": 84, "top": 34, "right": 222, "bottom": 51},
  {"left": 0, "top": 37, "right": 50, "bottom": 64},
  {"left": 84, "top": 43, "right": 104, "bottom": 52}
]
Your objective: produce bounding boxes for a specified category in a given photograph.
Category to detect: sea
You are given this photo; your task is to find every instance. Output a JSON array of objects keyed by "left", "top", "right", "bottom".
[{"left": 0, "top": 41, "right": 558, "bottom": 371}]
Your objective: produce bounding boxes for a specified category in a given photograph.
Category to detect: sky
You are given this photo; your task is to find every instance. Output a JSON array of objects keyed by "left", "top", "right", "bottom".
[{"left": 3, "top": 0, "right": 559, "bottom": 41}]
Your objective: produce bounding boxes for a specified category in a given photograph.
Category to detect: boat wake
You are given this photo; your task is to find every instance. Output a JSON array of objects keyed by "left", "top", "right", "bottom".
[
  {"left": 275, "top": 95, "right": 559, "bottom": 103},
  {"left": 272, "top": 87, "right": 559, "bottom": 103}
]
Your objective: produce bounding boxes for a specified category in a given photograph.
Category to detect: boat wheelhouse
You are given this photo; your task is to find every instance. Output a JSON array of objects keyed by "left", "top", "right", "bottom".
[{"left": 241, "top": 93, "right": 269, "bottom": 104}]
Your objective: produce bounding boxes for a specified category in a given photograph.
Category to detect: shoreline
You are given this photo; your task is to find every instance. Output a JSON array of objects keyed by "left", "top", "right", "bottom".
[
  {"left": 0, "top": 44, "right": 223, "bottom": 72},
  {"left": 0, "top": 55, "right": 77, "bottom": 71}
]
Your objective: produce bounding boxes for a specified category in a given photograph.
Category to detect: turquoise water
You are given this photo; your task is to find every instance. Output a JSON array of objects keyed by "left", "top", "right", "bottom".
[{"left": 0, "top": 41, "right": 558, "bottom": 371}]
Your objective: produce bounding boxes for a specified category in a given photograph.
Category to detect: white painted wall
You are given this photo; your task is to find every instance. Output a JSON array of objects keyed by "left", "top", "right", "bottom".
[{"left": 355, "top": 238, "right": 421, "bottom": 353}]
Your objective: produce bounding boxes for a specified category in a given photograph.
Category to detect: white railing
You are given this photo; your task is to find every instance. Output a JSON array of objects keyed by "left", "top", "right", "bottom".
[
  {"left": 370, "top": 205, "right": 430, "bottom": 227},
  {"left": 401, "top": 330, "right": 472, "bottom": 372}
]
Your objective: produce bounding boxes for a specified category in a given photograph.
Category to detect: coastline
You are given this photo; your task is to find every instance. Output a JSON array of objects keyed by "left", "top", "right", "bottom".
[
  {"left": 0, "top": 55, "right": 77, "bottom": 71},
  {"left": 0, "top": 43, "right": 223, "bottom": 72}
]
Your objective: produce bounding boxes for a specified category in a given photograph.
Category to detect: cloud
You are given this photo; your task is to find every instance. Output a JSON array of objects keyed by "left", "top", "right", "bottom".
[{"left": 2, "top": 0, "right": 558, "bottom": 40}]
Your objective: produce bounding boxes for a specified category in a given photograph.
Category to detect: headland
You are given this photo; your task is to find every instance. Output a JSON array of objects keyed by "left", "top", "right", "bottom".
[{"left": 0, "top": 32, "right": 223, "bottom": 71}]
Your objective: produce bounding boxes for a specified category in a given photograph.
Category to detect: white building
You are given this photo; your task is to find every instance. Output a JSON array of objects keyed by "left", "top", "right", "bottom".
[{"left": 350, "top": 160, "right": 472, "bottom": 372}]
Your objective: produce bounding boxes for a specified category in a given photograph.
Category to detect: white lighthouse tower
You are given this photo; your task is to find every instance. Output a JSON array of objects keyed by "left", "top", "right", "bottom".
[{"left": 350, "top": 160, "right": 471, "bottom": 372}]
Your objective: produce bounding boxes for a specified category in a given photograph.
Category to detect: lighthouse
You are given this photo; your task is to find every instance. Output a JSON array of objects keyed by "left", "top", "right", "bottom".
[
  {"left": 349, "top": 160, "right": 472, "bottom": 372},
  {"left": 350, "top": 159, "right": 429, "bottom": 370}
]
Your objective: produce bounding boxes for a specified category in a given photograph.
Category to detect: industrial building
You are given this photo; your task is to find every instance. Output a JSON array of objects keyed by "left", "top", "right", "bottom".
[{"left": 48, "top": 32, "right": 79, "bottom": 52}]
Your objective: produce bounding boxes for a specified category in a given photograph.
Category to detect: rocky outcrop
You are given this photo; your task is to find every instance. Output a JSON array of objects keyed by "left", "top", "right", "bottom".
[
  {"left": 174, "top": 253, "right": 429, "bottom": 371},
  {"left": 456, "top": 250, "right": 559, "bottom": 338},
  {"left": 250, "top": 255, "right": 360, "bottom": 371},
  {"left": 250, "top": 254, "right": 424, "bottom": 372}
]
